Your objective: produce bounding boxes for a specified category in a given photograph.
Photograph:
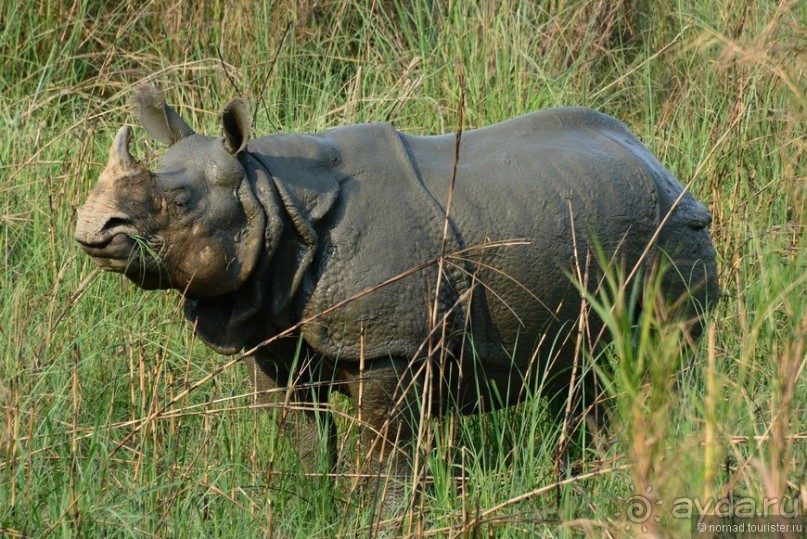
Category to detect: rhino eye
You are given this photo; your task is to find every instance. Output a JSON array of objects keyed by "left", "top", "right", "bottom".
[{"left": 170, "top": 189, "right": 191, "bottom": 210}]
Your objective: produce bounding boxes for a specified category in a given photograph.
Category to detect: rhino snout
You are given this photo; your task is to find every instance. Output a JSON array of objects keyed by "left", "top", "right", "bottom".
[
  {"left": 75, "top": 208, "right": 138, "bottom": 263},
  {"left": 75, "top": 209, "right": 132, "bottom": 244}
]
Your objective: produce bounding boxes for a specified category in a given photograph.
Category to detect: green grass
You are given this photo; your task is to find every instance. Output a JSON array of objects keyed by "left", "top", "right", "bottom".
[{"left": 1, "top": 0, "right": 805, "bottom": 537}]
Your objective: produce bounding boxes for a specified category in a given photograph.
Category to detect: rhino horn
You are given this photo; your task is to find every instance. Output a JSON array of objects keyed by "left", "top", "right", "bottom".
[
  {"left": 102, "top": 126, "right": 147, "bottom": 180},
  {"left": 107, "top": 126, "right": 137, "bottom": 170}
]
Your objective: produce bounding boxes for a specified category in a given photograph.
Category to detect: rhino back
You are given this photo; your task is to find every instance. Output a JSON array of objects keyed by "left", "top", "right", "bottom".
[
  {"left": 396, "top": 108, "right": 668, "bottom": 365},
  {"left": 271, "top": 108, "right": 714, "bottom": 367}
]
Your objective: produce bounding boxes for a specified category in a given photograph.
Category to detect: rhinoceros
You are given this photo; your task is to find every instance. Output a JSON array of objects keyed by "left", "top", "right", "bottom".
[{"left": 75, "top": 84, "right": 718, "bottom": 476}]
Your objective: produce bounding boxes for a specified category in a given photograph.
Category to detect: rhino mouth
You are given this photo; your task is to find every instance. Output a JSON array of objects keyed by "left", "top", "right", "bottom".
[
  {"left": 77, "top": 232, "right": 169, "bottom": 289},
  {"left": 77, "top": 233, "right": 136, "bottom": 270}
]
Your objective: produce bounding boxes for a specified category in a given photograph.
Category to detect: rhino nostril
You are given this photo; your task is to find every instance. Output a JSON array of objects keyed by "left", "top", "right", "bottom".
[{"left": 102, "top": 216, "right": 132, "bottom": 232}]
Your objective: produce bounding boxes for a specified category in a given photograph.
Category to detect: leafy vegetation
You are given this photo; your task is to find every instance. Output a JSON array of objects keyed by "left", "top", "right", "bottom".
[{"left": 1, "top": 0, "right": 804, "bottom": 536}]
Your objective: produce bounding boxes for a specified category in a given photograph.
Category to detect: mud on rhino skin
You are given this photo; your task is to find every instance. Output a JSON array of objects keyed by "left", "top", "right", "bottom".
[{"left": 75, "top": 83, "right": 719, "bottom": 483}]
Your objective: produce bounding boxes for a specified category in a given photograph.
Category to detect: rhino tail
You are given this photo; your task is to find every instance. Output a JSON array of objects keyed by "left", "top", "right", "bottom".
[{"left": 678, "top": 199, "right": 713, "bottom": 230}]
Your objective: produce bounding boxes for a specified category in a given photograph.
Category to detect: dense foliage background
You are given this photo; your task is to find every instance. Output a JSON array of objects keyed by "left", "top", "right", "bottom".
[{"left": 1, "top": 1, "right": 804, "bottom": 536}]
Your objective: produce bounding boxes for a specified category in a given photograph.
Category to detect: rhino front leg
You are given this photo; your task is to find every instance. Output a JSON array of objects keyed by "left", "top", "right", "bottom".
[
  {"left": 247, "top": 353, "right": 337, "bottom": 474},
  {"left": 342, "top": 357, "right": 421, "bottom": 506}
]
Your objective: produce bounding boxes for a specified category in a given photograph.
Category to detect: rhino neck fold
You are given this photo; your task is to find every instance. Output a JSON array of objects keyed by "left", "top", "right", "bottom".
[
  {"left": 181, "top": 154, "right": 285, "bottom": 354},
  {"left": 182, "top": 148, "right": 341, "bottom": 355}
]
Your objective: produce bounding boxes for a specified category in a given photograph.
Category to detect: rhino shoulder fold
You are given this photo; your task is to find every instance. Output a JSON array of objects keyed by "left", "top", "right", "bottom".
[{"left": 248, "top": 133, "right": 341, "bottom": 225}]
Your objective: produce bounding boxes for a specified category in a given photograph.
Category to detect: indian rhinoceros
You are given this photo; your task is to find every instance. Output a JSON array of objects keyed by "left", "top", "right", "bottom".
[{"left": 75, "top": 84, "right": 718, "bottom": 478}]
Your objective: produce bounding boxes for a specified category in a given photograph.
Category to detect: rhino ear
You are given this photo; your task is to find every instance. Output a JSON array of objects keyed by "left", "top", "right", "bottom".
[
  {"left": 132, "top": 84, "right": 195, "bottom": 146},
  {"left": 222, "top": 98, "right": 250, "bottom": 155}
]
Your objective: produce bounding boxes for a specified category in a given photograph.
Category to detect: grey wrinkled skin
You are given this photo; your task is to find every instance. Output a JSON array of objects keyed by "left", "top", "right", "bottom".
[{"left": 76, "top": 84, "right": 719, "bottom": 493}]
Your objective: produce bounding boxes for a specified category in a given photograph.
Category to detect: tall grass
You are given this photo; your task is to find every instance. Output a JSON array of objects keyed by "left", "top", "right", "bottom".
[{"left": 1, "top": 0, "right": 805, "bottom": 536}]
